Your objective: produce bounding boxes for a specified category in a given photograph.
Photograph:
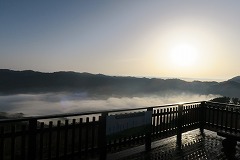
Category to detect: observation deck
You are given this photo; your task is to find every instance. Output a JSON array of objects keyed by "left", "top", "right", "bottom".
[{"left": 0, "top": 101, "right": 239, "bottom": 159}]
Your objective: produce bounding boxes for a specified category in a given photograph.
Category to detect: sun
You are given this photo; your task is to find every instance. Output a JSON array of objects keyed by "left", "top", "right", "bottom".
[{"left": 169, "top": 43, "right": 198, "bottom": 67}]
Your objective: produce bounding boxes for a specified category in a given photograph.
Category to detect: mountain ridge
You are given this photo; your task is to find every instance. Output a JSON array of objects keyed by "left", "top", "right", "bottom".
[
  {"left": 229, "top": 76, "right": 240, "bottom": 83},
  {"left": 0, "top": 69, "right": 239, "bottom": 98}
]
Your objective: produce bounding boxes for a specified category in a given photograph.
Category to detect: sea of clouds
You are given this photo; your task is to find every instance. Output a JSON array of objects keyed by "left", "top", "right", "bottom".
[{"left": 0, "top": 92, "right": 219, "bottom": 116}]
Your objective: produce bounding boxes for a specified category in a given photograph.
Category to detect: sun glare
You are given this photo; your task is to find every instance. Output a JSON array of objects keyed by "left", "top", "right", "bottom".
[{"left": 169, "top": 44, "right": 198, "bottom": 67}]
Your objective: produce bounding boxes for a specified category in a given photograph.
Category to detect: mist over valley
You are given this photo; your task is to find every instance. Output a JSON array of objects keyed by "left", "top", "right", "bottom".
[
  {"left": 0, "top": 92, "right": 218, "bottom": 117},
  {"left": 1, "top": 69, "right": 239, "bottom": 117}
]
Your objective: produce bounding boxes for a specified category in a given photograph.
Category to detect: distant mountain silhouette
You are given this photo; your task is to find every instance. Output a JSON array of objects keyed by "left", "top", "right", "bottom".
[
  {"left": 208, "top": 80, "right": 240, "bottom": 98},
  {"left": 0, "top": 69, "right": 239, "bottom": 98},
  {"left": 228, "top": 76, "right": 240, "bottom": 83}
]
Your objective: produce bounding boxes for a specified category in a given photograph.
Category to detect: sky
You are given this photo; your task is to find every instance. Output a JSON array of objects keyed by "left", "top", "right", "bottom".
[{"left": 1, "top": 0, "right": 240, "bottom": 81}]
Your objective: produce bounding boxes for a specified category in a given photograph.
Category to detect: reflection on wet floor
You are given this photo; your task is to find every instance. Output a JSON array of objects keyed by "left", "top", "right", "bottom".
[{"left": 112, "top": 129, "right": 240, "bottom": 160}]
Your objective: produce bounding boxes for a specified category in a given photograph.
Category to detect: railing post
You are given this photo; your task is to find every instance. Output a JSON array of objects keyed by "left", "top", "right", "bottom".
[
  {"left": 199, "top": 101, "right": 206, "bottom": 135},
  {"left": 99, "top": 112, "right": 108, "bottom": 160},
  {"left": 177, "top": 104, "right": 183, "bottom": 148},
  {"left": 145, "top": 107, "right": 153, "bottom": 151},
  {"left": 28, "top": 118, "right": 37, "bottom": 160}
]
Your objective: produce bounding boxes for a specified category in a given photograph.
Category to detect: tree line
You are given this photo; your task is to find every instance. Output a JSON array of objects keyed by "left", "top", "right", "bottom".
[{"left": 210, "top": 96, "right": 240, "bottom": 105}]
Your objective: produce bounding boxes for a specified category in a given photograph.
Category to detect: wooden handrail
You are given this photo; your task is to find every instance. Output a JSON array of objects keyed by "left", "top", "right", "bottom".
[
  {"left": 0, "top": 100, "right": 239, "bottom": 160},
  {"left": 0, "top": 101, "right": 203, "bottom": 123}
]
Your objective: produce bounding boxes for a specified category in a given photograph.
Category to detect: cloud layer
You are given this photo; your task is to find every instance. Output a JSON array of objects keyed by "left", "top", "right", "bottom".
[{"left": 0, "top": 93, "right": 219, "bottom": 117}]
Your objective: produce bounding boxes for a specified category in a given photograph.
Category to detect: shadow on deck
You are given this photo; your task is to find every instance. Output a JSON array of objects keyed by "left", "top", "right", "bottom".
[{"left": 107, "top": 129, "right": 240, "bottom": 160}]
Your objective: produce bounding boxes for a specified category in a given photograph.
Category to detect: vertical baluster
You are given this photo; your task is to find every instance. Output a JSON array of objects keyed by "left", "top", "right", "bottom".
[
  {"left": 156, "top": 109, "right": 160, "bottom": 136},
  {"left": 135, "top": 133, "right": 139, "bottom": 145},
  {"left": 56, "top": 121, "right": 61, "bottom": 159},
  {"left": 208, "top": 105, "right": 213, "bottom": 127},
  {"left": 186, "top": 106, "right": 189, "bottom": 126},
  {"left": 186, "top": 105, "right": 189, "bottom": 127},
  {"left": 186, "top": 106, "right": 190, "bottom": 126},
  {"left": 191, "top": 105, "right": 194, "bottom": 125},
  {"left": 175, "top": 107, "right": 178, "bottom": 133},
  {"left": 206, "top": 105, "right": 209, "bottom": 125},
  {"left": 193, "top": 105, "right": 195, "bottom": 125},
  {"left": 173, "top": 107, "right": 177, "bottom": 131},
  {"left": 137, "top": 133, "right": 141, "bottom": 145},
  {"left": 21, "top": 125, "right": 26, "bottom": 160},
  {"left": 220, "top": 107, "right": 224, "bottom": 130},
  {"left": 113, "top": 139, "right": 117, "bottom": 151},
  {"left": 187, "top": 105, "right": 190, "bottom": 126},
  {"left": 193, "top": 105, "right": 196, "bottom": 125},
  {"left": 194, "top": 105, "right": 197, "bottom": 125},
  {"left": 91, "top": 117, "right": 95, "bottom": 153},
  {"left": 174, "top": 107, "right": 178, "bottom": 132},
  {"left": 197, "top": 104, "right": 200, "bottom": 124},
  {"left": 187, "top": 106, "right": 190, "bottom": 126},
  {"left": 160, "top": 109, "right": 163, "bottom": 136},
  {"left": 197, "top": 104, "right": 200, "bottom": 125},
  {"left": 184, "top": 106, "right": 187, "bottom": 127},
  {"left": 177, "top": 104, "right": 183, "bottom": 148},
  {"left": 106, "top": 136, "right": 110, "bottom": 152},
  {"left": 225, "top": 107, "right": 228, "bottom": 131},
  {"left": 145, "top": 107, "right": 153, "bottom": 151},
  {"left": 235, "top": 109, "right": 239, "bottom": 133},
  {"left": 169, "top": 108, "right": 172, "bottom": 133},
  {"left": 119, "top": 137, "right": 123, "bottom": 149},
  {"left": 172, "top": 107, "right": 176, "bottom": 133},
  {"left": 163, "top": 108, "right": 166, "bottom": 134},
  {"left": 196, "top": 104, "right": 199, "bottom": 124},
  {"left": 199, "top": 102, "right": 205, "bottom": 134},
  {"left": 135, "top": 135, "right": 138, "bottom": 146},
  {"left": 166, "top": 108, "right": 169, "bottom": 132},
  {"left": 11, "top": 125, "right": 15, "bottom": 160},
  {"left": 48, "top": 121, "right": 53, "bottom": 159},
  {"left": 78, "top": 118, "right": 83, "bottom": 158},
  {"left": 153, "top": 110, "right": 156, "bottom": 135},
  {"left": 208, "top": 105, "right": 212, "bottom": 126},
  {"left": 96, "top": 116, "right": 100, "bottom": 150},
  {"left": 191, "top": 105, "right": 193, "bottom": 125},
  {"left": 99, "top": 112, "right": 107, "bottom": 160},
  {"left": 212, "top": 106, "right": 216, "bottom": 127},
  {"left": 71, "top": 119, "right": 76, "bottom": 159},
  {"left": 204, "top": 104, "right": 208, "bottom": 125},
  {"left": 196, "top": 104, "right": 201, "bottom": 128},
  {"left": 141, "top": 133, "right": 144, "bottom": 144},
  {"left": 134, "top": 135, "right": 137, "bottom": 146},
  {"left": 183, "top": 106, "right": 186, "bottom": 127},
  {"left": 28, "top": 118, "right": 37, "bottom": 160},
  {"left": 189, "top": 105, "right": 192, "bottom": 126},
  {"left": 230, "top": 108, "right": 234, "bottom": 132},
  {"left": 169, "top": 108, "right": 172, "bottom": 131},
  {"left": 85, "top": 117, "right": 89, "bottom": 153},
  {"left": 39, "top": 122, "right": 44, "bottom": 160},
  {"left": 161, "top": 109, "right": 164, "bottom": 134},
  {"left": 216, "top": 105, "right": 220, "bottom": 128},
  {"left": 64, "top": 120, "right": 69, "bottom": 158},
  {"left": 0, "top": 126, "right": 4, "bottom": 160},
  {"left": 174, "top": 107, "right": 177, "bottom": 131},
  {"left": 123, "top": 137, "right": 127, "bottom": 148},
  {"left": 118, "top": 137, "right": 121, "bottom": 150}
]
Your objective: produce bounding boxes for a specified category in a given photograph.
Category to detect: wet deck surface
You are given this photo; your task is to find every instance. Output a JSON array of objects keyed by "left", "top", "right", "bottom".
[{"left": 107, "top": 129, "right": 240, "bottom": 160}]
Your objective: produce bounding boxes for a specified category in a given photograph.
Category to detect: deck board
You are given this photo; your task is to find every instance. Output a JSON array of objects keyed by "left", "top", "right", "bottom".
[{"left": 107, "top": 129, "right": 240, "bottom": 160}]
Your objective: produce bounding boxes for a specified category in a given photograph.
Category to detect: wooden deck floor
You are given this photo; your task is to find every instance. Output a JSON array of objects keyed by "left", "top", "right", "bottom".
[{"left": 107, "top": 129, "right": 240, "bottom": 160}]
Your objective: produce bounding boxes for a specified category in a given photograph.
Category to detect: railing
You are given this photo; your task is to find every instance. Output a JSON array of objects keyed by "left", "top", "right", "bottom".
[
  {"left": 0, "top": 101, "right": 239, "bottom": 160},
  {"left": 204, "top": 101, "right": 240, "bottom": 133}
]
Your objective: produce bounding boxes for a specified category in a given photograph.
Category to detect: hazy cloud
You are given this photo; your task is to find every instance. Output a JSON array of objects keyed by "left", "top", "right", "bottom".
[{"left": 0, "top": 93, "right": 219, "bottom": 116}]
